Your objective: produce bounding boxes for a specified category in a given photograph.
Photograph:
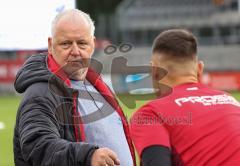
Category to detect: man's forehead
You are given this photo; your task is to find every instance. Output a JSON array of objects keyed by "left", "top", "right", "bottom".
[
  {"left": 52, "top": 12, "right": 90, "bottom": 35},
  {"left": 57, "top": 13, "right": 88, "bottom": 26},
  {"left": 53, "top": 18, "right": 91, "bottom": 38}
]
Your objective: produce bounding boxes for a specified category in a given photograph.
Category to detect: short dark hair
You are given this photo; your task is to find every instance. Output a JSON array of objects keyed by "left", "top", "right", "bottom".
[{"left": 152, "top": 29, "right": 197, "bottom": 59}]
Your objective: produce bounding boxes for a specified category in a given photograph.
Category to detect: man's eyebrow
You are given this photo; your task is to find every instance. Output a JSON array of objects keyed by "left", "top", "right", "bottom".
[
  {"left": 77, "top": 39, "right": 89, "bottom": 43},
  {"left": 77, "top": 39, "right": 87, "bottom": 41},
  {"left": 59, "top": 40, "right": 72, "bottom": 43}
]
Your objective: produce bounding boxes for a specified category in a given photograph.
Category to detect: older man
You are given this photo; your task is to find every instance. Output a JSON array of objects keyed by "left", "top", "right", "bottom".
[{"left": 14, "top": 9, "right": 135, "bottom": 166}]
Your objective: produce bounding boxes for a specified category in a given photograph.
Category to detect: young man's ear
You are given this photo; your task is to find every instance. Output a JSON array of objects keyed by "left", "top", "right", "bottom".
[
  {"left": 151, "top": 62, "right": 159, "bottom": 81},
  {"left": 151, "top": 62, "right": 162, "bottom": 89},
  {"left": 197, "top": 61, "right": 204, "bottom": 82},
  {"left": 48, "top": 37, "right": 52, "bottom": 55}
]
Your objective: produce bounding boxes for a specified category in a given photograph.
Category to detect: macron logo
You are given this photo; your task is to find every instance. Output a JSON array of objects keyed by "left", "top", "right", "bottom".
[{"left": 175, "top": 94, "right": 240, "bottom": 107}]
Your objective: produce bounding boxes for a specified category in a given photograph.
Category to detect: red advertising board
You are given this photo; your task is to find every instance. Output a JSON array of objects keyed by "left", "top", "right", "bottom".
[
  {"left": 202, "top": 72, "right": 240, "bottom": 91},
  {"left": 0, "top": 57, "right": 240, "bottom": 91},
  {"left": 0, "top": 60, "right": 23, "bottom": 83}
]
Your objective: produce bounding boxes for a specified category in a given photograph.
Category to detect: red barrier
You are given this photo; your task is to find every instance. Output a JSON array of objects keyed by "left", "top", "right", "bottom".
[
  {"left": 202, "top": 72, "right": 240, "bottom": 91},
  {"left": 0, "top": 57, "right": 240, "bottom": 91},
  {"left": 0, "top": 60, "right": 23, "bottom": 83}
]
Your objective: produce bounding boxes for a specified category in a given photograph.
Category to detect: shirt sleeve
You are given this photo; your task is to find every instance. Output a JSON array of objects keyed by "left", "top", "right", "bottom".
[
  {"left": 141, "top": 145, "right": 171, "bottom": 166},
  {"left": 130, "top": 104, "right": 170, "bottom": 157}
]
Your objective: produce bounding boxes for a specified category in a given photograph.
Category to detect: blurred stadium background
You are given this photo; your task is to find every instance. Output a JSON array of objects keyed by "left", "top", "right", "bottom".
[{"left": 0, "top": 0, "right": 240, "bottom": 165}]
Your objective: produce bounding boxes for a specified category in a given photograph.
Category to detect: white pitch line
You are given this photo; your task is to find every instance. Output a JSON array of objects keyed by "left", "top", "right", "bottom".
[{"left": 0, "top": 121, "right": 5, "bottom": 130}]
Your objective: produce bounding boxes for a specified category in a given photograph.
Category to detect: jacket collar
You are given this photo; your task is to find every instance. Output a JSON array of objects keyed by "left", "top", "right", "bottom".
[{"left": 47, "top": 54, "right": 71, "bottom": 86}]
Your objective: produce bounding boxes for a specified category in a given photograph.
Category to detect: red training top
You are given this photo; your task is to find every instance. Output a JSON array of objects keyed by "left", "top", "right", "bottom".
[{"left": 130, "top": 83, "right": 240, "bottom": 165}]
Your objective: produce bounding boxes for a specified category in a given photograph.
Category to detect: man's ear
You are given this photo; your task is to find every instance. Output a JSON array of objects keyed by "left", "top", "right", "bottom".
[
  {"left": 197, "top": 60, "right": 204, "bottom": 81},
  {"left": 151, "top": 64, "right": 161, "bottom": 81},
  {"left": 48, "top": 37, "right": 52, "bottom": 54},
  {"left": 90, "top": 36, "right": 96, "bottom": 56},
  {"left": 93, "top": 36, "right": 96, "bottom": 48},
  {"left": 151, "top": 64, "right": 160, "bottom": 93}
]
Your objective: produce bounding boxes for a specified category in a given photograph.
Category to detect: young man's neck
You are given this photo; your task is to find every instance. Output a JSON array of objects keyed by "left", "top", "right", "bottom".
[
  {"left": 155, "top": 76, "right": 198, "bottom": 97},
  {"left": 160, "top": 75, "right": 198, "bottom": 88}
]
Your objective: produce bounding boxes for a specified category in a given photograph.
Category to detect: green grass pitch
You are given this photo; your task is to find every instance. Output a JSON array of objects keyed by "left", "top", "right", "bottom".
[{"left": 0, "top": 92, "right": 240, "bottom": 166}]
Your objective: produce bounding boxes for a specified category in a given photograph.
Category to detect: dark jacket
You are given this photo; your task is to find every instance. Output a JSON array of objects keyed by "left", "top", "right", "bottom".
[{"left": 14, "top": 53, "right": 136, "bottom": 166}]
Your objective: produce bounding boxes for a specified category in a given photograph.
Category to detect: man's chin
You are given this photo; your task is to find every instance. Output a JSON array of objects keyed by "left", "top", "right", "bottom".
[{"left": 67, "top": 68, "right": 88, "bottom": 81}]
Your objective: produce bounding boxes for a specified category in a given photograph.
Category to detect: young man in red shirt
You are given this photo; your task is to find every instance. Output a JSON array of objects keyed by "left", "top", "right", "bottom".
[{"left": 130, "top": 29, "right": 240, "bottom": 165}]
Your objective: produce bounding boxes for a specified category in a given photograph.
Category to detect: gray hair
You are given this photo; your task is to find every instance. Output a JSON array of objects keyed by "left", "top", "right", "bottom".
[{"left": 51, "top": 9, "right": 95, "bottom": 36}]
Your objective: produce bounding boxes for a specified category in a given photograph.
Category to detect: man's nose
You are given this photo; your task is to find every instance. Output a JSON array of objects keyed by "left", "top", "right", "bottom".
[{"left": 71, "top": 42, "right": 80, "bottom": 56}]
